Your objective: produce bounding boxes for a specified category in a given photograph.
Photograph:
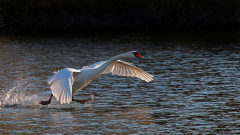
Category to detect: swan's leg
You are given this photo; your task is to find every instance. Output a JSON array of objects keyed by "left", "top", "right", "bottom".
[
  {"left": 72, "top": 95, "right": 94, "bottom": 104},
  {"left": 40, "top": 94, "right": 53, "bottom": 105},
  {"left": 72, "top": 98, "right": 87, "bottom": 104}
]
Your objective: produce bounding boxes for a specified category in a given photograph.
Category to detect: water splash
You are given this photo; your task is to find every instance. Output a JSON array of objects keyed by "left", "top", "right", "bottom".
[
  {"left": 0, "top": 78, "right": 42, "bottom": 107},
  {"left": 0, "top": 78, "right": 95, "bottom": 107}
]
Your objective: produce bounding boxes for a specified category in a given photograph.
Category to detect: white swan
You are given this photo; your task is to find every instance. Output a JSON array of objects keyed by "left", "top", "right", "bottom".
[{"left": 40, "top": 51, "right": 153, "bottom": 105}]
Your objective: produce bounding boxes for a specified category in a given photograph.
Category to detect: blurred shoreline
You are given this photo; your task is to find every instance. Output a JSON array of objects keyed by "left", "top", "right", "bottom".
[{"left": 0, "top": 0, "right": 239, "bottom": 34}]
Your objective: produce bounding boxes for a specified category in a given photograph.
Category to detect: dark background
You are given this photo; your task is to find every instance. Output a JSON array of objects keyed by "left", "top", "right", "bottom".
[{"left": 0, "top": 0, "right": 239, "bottom": 33}]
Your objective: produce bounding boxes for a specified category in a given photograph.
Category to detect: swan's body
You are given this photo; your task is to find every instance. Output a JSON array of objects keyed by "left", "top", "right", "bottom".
[{"left": 41, "top": 51, "right": 153, "bottom": 105}]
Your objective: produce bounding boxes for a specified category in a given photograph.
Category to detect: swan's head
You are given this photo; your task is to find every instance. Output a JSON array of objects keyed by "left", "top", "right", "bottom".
[
  {"left": 122, "top": 51, "right": 143, "bottom": 59},
  {"left": 132, "top": 51, "right": 143, "bottom": 58}
]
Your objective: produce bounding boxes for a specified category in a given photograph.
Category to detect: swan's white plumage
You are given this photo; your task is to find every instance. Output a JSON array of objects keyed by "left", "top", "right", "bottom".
[
  {"left": 81, "top": 61, "right": 106, "bottom": 70},
  {"left": 47, "top": 51, "right": 153, "bottom": 104}
]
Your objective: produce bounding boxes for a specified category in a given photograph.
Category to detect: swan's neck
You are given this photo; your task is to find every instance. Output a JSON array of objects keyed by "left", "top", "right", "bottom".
[
  {"left": 96, "top": 53, "right": 125, "bottom": 74},
  {"left": 103, "top": 53, "right": 126, "bottom": 67}
]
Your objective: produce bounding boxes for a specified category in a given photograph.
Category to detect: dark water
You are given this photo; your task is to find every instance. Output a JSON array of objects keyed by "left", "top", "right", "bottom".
[{"left": 0, "top": 31, "right": 240, "bottom": 134}]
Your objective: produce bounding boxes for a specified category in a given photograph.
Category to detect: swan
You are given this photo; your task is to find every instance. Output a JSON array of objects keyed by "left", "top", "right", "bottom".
[{"left": 40, "top": 51, "right": 153, "bottom": 105}]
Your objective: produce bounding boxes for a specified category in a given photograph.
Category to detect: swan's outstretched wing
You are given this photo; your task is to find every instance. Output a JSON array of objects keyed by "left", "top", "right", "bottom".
[
  {"left": 103, "top": 60, "right": 153, "bottom": 82},
  {"left": 47, "top": 68, "right": 80, "bottom": 104}
]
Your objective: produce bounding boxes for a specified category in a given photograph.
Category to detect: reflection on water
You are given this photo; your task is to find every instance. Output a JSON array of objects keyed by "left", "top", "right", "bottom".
[{"left": 0, "top": 31, "right": 240, "bottom": 134}]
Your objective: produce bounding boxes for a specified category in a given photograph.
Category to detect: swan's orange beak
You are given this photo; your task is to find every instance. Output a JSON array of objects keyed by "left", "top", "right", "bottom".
[{"left": 135, "top": 53, "right": 143, "bottom": 58}]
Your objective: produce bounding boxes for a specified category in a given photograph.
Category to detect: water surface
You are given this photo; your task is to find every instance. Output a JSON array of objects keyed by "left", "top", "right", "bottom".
[{"left": 0, "top": 31, "right": 240, "bottom": 134}]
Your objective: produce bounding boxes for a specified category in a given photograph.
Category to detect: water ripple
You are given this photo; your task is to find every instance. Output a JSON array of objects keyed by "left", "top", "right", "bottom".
[{"left": 0, "top": 32, "right": 240, "bottom": 134}]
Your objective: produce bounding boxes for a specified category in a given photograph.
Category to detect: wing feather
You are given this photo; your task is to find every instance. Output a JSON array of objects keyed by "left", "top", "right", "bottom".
[
  {"left": 47, "top": 68, "right": 80, "bottom": 104},
  {"left": 103, "top": 60, "right": 153, "bottom": 82}
]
